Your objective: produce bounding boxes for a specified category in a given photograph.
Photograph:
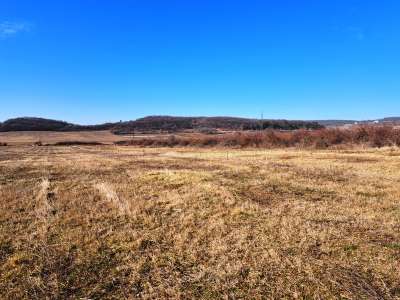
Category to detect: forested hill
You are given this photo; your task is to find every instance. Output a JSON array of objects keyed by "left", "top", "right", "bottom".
[
  {"left": 0, "top": 117, "right": 115, "bottom": 132},
  {"left": 108, "top": 116, "right": 324, "bottom": 133},
  {"left": 3, "top": 115, "right": 398, "bottom": 133}
]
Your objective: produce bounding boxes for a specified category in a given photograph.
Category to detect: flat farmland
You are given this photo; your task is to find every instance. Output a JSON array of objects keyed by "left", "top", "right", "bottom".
[
  {"left": 0, "top": 130, "right": 132, "bottom": 145},
  {"left": 1, "top": 145, "right": 400, "bottom": 299},
  {"left": 0, "top": 130, "right": 200, "bottom": 146}
]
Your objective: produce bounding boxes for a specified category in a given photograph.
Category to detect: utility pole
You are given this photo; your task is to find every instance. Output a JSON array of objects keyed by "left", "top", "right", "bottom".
[{"left": 260, "top": 112, "right": 264, "bottom": 130}]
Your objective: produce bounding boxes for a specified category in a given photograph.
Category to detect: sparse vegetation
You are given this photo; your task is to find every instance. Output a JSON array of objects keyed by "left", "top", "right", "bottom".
[{"left": 1, "top": 145, "right": 400, "bottom": 299}]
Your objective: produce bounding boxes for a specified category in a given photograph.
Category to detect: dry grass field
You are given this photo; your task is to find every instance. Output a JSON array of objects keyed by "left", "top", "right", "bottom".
[
  {"left": 1, "top": 145, "right": 400, "bottom": 299},
  {"left": 0, "top": 130, "right": 132, "bottom": 145}
]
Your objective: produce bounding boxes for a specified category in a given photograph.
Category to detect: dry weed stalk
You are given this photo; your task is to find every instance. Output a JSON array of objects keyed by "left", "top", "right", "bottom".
[{"left": 94, "top": 182, "right": 131, "bottom": 215}]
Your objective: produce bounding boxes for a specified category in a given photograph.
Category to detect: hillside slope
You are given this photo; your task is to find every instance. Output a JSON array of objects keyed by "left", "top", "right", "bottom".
[
  {"left": 112, "top": 116, "right": 323, "bottom": 133},
  {"left": 0, "top": 117, "right": 115, "bottom": 132},
  {"left": 2, "top": 115, "right": 399, "bottom": 133},
  {"left": 0, "top": 116, "right": 323, "bottom": 133}
]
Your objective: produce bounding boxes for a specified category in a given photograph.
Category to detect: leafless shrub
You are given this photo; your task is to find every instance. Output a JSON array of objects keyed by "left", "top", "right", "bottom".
[
  {"left": 53, "top": 141, "right": 103, "bottom": 146},
  {"left": 115, "top": 126, "right": 400, "bottom": 149}
]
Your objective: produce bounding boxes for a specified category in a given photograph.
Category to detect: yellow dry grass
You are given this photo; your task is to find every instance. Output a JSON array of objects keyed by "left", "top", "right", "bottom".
[
  {"left": 0, "top": 130, "right": 131, "bottom": 145},
  {"left": 0, "top": 145, "right": 400, "bottom": 299}
]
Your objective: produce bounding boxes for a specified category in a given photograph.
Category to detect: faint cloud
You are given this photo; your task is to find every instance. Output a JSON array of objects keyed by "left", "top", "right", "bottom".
[
  {"left": 0, "top": 21, "right": 33, "bottom": 39},
  {"left": 330, "top": 24, "right": 367, "bottom": 42},
  {"left": 346, "top": 26, "right": 366, "bottom": 41}
]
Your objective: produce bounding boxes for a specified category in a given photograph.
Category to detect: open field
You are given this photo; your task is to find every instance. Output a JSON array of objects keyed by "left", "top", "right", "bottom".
[
  {"left": 0, "top": 130, "right": 132, "bottom": 145},
  {"left": 0, "top": 130, "right": 199, "bottom": 146},
  {"left": 1, "top": 145, "right": 400, "bottom": 299}
]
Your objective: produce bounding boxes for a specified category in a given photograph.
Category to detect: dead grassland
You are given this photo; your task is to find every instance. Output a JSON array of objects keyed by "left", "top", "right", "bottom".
[
  {"left": 0, "top": 145, "right": 400, "bottom": 299},
  {"left": 0, "top": 130, "right": 132, "bottom": 146}
]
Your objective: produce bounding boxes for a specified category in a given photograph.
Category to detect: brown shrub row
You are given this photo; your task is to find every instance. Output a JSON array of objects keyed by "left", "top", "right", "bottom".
[
  {"left": 53, "top": 141, "right": 104, "bottom": 146},
  {"left": 115, "top": 126, "right": 400, "bottom": 149}
]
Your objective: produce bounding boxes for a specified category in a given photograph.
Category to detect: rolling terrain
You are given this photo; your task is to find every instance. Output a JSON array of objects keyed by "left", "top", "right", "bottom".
[
  {"left": 0, "top": 117, "right": 115, "bottom": 132},
  {"left": 2, "top": 116, "right": 400, "bottom": 134},
  {"left": 0, "top": 116, "right": 323, "bottom": 133}
]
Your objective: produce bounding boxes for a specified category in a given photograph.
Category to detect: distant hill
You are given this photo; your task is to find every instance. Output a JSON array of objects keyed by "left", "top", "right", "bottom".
[
  {"left": 0, "top": 117, "right": 115, "bottom": 132},
  {"left": 380, "top": 117, "right": 400, "bottom": 122},
  {"left": 114, "top": 116, "right": 256, "bottom": 133},
  {"left": 111, "top": 116, "right": 323, "bottom": 133},
  {"left": 313, "top": 120, "right": 358, "bottom": 127},
  {"left": 0, "top": 117, "right": 71, "bottom": 131},
  {"left": 1, "top": 115, "right": 399, "bottom": 133},
  {"left": 0, "top": 116, "right": 323, "bottom": 133},
  {"left": 316, "top": 117, "right": 400, "bottom": 127}
]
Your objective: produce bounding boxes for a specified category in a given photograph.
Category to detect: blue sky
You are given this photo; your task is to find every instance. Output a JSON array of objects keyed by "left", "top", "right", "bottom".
[{"left": 1, "top": 1, "right": 399, "bottom": 124}]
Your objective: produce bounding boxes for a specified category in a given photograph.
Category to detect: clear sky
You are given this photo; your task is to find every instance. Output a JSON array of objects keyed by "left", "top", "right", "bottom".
[{"left": 1, "top": 1, "right": 399, "bottom": 124}]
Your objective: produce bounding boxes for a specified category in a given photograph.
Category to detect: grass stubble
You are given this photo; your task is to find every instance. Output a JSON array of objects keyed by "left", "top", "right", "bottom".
[{"left": 0, "top": 145, "right": 399, "bottom": 299}]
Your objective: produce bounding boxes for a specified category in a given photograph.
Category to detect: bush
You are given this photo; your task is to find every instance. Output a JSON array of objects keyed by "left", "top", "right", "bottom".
[
  {"left": 368, "top": 126, "right": 393, "bottom": 147},
  {"left": 114, "top": 126, "right": 400, "bottom": 149},
  {"left": 53, "top": 141, "right": 103, "bottom": 146}
]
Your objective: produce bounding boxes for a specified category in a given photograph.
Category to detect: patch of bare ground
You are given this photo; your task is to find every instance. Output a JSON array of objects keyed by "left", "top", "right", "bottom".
[{"left": 0, "top": 146, "right": 400, "bottom": 299}]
